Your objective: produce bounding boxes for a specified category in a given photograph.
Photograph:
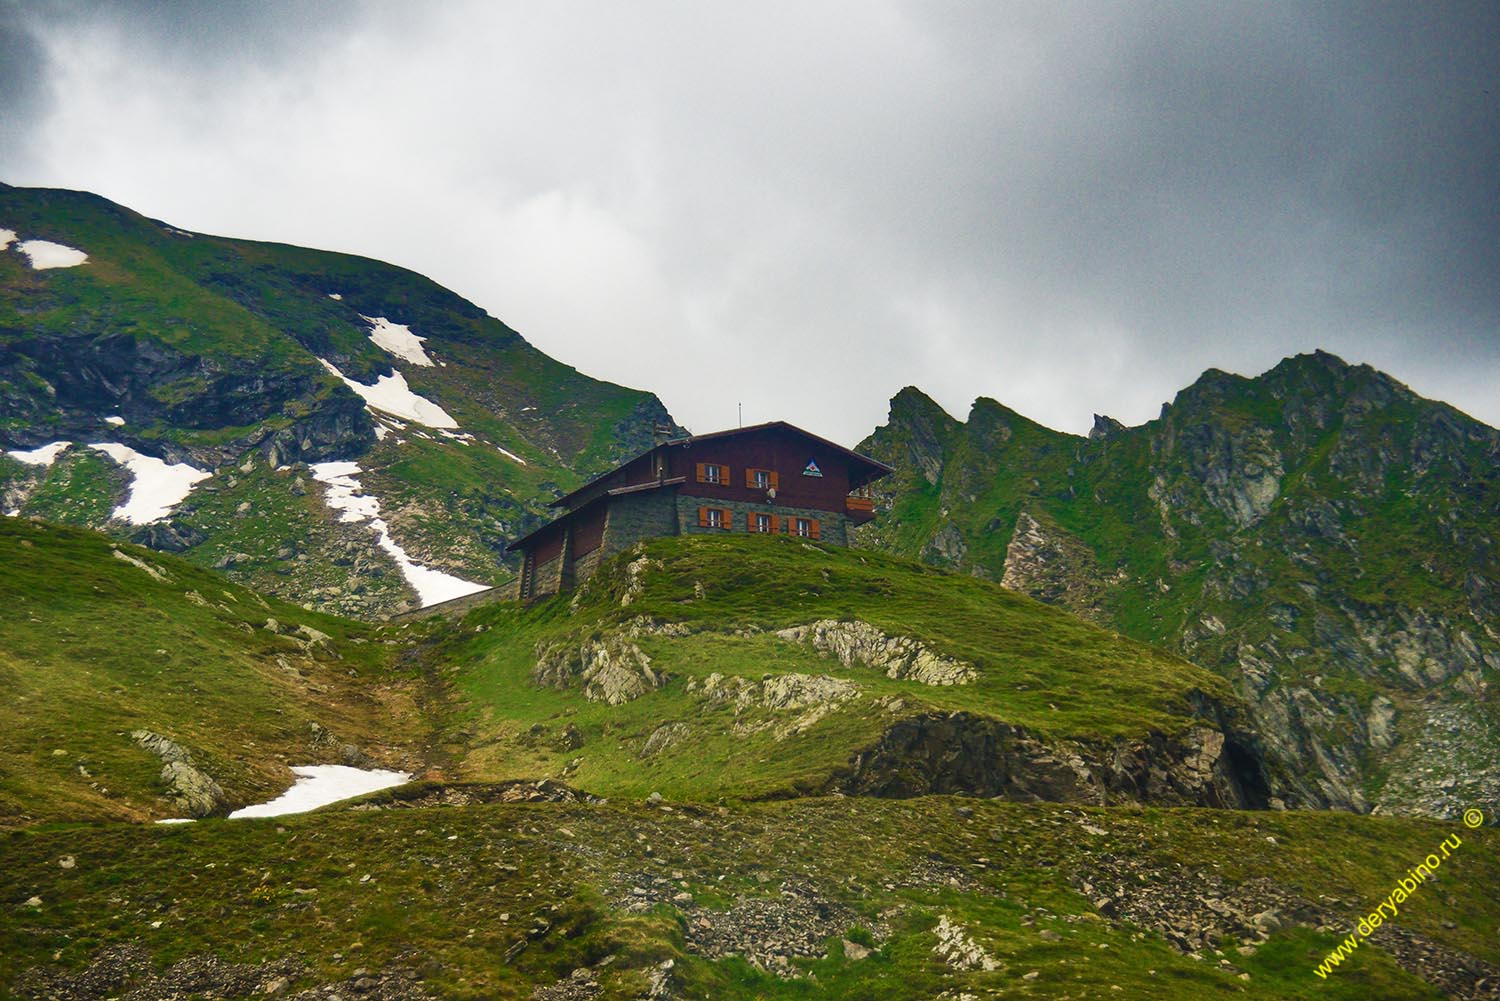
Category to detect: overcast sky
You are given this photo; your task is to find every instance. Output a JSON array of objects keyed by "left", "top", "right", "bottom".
[{"left": 2, "top": 1, "right": 1496, "bottom": 443}]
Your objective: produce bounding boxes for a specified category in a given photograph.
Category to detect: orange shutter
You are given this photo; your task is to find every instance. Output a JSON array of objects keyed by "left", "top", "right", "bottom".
[
  {"left": 724, "top": 508, "right": 735, "bottom": 530},
  {"left": 769, "top": 471, "right": 780, "bottom": 491},
  {"left": 809, "top": 519, "right": 821, "bottom": 540},
  {"left": 695, "top": 462, "right": 706, "bottom": 484},
  {"left": 744, "top": 468, "right": 754, "bottom": 488},
  {"left": 698, "top": 506, "right": 708, "bottom": 527}
]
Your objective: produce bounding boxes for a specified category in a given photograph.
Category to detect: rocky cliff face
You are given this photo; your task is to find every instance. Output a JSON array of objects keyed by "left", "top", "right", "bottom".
[
  {"left": 836, "top": 708, "right": 1270, "bottom": 809},
  {"left": 856, "top": 352, "right": 1500, "bottom": 820}
]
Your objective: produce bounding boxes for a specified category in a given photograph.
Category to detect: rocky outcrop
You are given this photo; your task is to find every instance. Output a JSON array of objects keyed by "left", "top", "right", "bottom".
[
  {"left": 533, "top": 634, "right": 667, "bottom": 705},
  {"left": 834, "top": 710, "right": 1269, "bottom": 809},
  {"left": 932, "top": 914, "right": 999, "bottom": 971},
  {"left": 130, "top": 730, "right": 228, "bottom": 817},
  {"left": 1001, "top": 511, "right": 1109, "bottom": 622},
  {"left": 774, "top": 620, "right": 976, "bottom": 686},
  {"left": 687, "top": 671, "right": 860, "bottom": 740}
]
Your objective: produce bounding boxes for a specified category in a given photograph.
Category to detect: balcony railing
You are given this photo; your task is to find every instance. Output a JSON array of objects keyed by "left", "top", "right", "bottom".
[{"left": 845, "top": 495, "right": 874, "bottom": 513}]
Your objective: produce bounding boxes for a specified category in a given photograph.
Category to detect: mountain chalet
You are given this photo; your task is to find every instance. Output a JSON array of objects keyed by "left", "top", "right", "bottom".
[{"left": 508, "top": 421, "right": 893, "bottom": 599}]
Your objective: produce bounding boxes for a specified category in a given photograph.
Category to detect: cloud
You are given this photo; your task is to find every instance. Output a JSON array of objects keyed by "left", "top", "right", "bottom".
[{"left": 2, "top": 0, "right": 1496, "bottom": 440}]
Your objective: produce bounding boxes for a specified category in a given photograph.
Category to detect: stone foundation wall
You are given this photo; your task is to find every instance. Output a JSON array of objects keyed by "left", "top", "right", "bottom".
[
  {"left": 532, "top": 554, "right": 563, "bottom": 598},
  {"left": 675, "top": 495, "right": 850, "bottom": 546},
  {"left": 600, "top": 490, "right": 680, "bottom": 559}
]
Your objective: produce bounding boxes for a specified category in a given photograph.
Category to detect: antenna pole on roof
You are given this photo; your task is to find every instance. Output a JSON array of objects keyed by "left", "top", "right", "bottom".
[{"left": 738, "top": 402, "right": 742, "bottom": 428}]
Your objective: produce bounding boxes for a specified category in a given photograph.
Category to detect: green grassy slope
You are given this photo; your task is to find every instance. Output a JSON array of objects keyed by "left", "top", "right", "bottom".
[
  {"left": 1, "top": 797, "right": 1493, "bottom": 999},
  {"left": 0, "top": 183, "right": 680, "bottom": 616},
  {"left": 427, "top": 535, "right": 1256, "bottom": 803},
  {"left": 0, "top": 518, "right": 428, "bottom": 826}
]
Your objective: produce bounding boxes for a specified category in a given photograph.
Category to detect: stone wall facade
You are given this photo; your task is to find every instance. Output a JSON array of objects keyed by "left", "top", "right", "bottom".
[
  {"left": 674, "top": 494, "right": 850, "bottom": 546},
  {"left": 600, "top": 490, "right": 679, "bottom": 559}
]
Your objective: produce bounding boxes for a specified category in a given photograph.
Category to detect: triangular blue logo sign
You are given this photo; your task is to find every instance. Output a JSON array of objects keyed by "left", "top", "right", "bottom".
[{"left": 802, "top": 460, "right": 823, "bottom": 477}]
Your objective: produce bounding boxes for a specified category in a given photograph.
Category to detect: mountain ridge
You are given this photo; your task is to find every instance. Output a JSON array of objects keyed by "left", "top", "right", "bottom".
[
  {"left": 856, "top": 350, "right": 1500, "bottom": 821},
  {"left": 1, "top": 182, "right": 684, "bottom": 617}
]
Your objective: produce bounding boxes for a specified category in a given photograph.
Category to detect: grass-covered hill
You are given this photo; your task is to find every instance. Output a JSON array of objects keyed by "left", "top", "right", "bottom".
[
  {"left": 0, "top": 183, "right": 681, "bottom": 617},
  {"left": 426, "top": 534, "right": 1284, "bottom": 809},
  {"left": 4, "top": 524, "right": 1499, "bottom": 998},
  {"left": 855, "top": 353, "right": 1500, "bottom": 821},
  {"left": 2, "top": 796, "right": 1496, "bottom": 999},
  {"left": 0, "top": 517, "right": 428, "bottom": 827}
]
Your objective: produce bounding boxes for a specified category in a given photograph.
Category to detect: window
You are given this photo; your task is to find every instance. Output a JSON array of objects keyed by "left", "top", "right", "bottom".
[
  {"left": 790, "top": 517, "right": 819, "bottom": 539},
  {"left": 745, "top": 468, "right": 779, "bottom": 490},
  {"left": 752, "top": 512, "right": 773, "bottom": 533},
  {"left": 696, "top": 463, "right": 727, "bottom": 485},
  {"left": 698, "top": 506, "right": 731, "bottom": 529}
]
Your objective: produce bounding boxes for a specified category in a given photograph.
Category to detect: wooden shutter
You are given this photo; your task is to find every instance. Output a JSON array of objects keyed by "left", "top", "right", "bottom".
[
  {"left": 744, "top": 468, "right": 754, "bottom": 488},
  {"left": 721, "top": 508, "right": 733, "bottom": 530},
  {"left": 769, "top": 471, "right": 780, "bottom": 491},
  {"left": 696, "top": 463, "right": 707, "bottom": 484},
  {"left": 698, "top": 506, "right": 709, "bottom": 527},
  {"left": 809, "top": 519, "right": 821, "bottom": 540}
]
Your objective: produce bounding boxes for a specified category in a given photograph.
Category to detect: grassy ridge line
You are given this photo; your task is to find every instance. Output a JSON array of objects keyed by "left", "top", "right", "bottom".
[
  {"left": 1, "top": 797, "right": 1490, "bottom": 998},
  {"left": 0, "top": 518, "right": 428, "bottom": 826}
]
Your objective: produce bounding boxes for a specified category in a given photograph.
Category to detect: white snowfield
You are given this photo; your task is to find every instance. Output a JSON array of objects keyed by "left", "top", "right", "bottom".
[
  {"left": 310, "top": 460, "right": 489, "bottom": 607},
  {"left": 318, "top": 359, "right": 458, "bottom": 429},
  {"left": 104, "top": 415, "right": 126, "bottom": 426},
  {"left": 17, "top": 239, "right": 88, "bottom": 269},
  {"left": 497, "top": 446, "right": 527, "bottom": 464},
  {"left": 88, "top": 443, "right": 211, "bottom": 525},
  {"left": 0, "top": 228, "right": 15, "bottom": 250},
  {"left": 6, "top": 441, "right": 72, "bottom": 466},
  {"left": 362, "top": 314, "right": 434, "bottom": 366},
  {"left": 227, "top": 765, "right": 411, "bottom": 819}
]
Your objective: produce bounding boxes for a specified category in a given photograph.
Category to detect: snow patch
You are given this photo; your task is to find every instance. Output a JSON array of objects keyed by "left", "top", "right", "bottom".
[
  {"left": 0, "top": 228, "right": 15, "bottom": 250},
  {"left": 88, "top": 443, "right": 211, "bottom": 524},
  {"left": 227, "top": 765, "right": 410, "bottom": 818},
  {"left": 18, "top": 240, "right": 88, "bottom": 270},
  {"left": 328, "top": 292, "right": 343, "bottom": 300},
  {"left": 6, "top": 441, "right": 72, "bottom": 467},
  {"left": 362, "top": 314, "right": 433, "bottom": 366},
  {"left": 497, "top": 446, "right": 527, "bottom": 464},
  {"left": 437, "top": 429, "right": 475, "bottom": 445},
  {"left": 373, "top": 424, "right": 389, "bottom": 441},
  {"left": 104, "top": 415, "right": 125, "bottom": 426},
  {"left": 309, "top": 461, "right": 489, "bottom": 607},
  {"left": 318, "top": 359, "right": 457, "bottom": 429}
]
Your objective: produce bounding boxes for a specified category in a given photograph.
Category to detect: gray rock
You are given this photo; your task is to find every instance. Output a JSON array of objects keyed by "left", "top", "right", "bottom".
[
  {"left": 775, "top": 619, "right": 976, "bottom": 686},
  {"left": 131, "top": 730, "right": 228, "bottom": 817}
]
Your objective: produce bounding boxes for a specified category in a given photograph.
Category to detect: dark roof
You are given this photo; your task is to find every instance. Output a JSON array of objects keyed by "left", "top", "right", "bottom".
[{"left": 548, "top": 421, "right": 893, "bottom": 510}]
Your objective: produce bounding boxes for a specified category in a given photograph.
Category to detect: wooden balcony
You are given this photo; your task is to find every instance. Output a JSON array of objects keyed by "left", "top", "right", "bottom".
[{"left": 845, "top": 494, "right": 875, "bottom": 523}]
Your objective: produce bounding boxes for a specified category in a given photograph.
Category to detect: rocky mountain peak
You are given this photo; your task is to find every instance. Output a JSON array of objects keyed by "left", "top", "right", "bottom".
[{"left": 1089, "top": 414, "right": 1125, "bottom": 440}]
